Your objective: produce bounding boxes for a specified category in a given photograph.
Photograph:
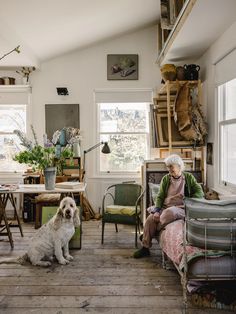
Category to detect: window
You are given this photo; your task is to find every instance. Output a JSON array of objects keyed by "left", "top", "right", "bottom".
[
  {"left": 98, "top": 102, "right": 150, "bottom": 173},
  {"left": 218, "top": 78, "right": 236, "bottom": 186},
  {"left": 0, "top": 104, "right": 27, "bottom": 171}
]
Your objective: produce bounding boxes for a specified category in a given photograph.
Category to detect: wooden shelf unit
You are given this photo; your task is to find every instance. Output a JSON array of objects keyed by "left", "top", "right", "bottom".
[
  {"left": 154, "top": 80, "right": 202, "bottom": 151},
  {"left": 157, "top": 0, "right": 236, "bottom": 66},
  {"left": 158, "top": 0, "right": 195, "bottom": 61}
]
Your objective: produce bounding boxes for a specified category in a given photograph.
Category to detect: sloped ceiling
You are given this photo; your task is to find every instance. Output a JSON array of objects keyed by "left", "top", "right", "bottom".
[{"left": 0, "top": 0, "right": 159, "bottom": 68}]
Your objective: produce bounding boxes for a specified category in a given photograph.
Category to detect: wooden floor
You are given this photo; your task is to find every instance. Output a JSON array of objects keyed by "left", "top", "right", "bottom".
[{"left": 0, "top": 220, "right": 233, "bottom": 314}]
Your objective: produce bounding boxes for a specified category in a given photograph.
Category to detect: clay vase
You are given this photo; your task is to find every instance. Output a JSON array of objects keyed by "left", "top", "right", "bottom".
[
  {"left": 160, "top": 64, "right": 176, "bottom": 82},
  {"left": 176, "top": 66, "right": 185, "bottom": 81}
]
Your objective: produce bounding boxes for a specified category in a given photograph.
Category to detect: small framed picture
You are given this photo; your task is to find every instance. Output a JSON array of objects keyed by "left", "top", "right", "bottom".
[
  {"left": 207, "top": 143, "right": 213, "bottom": 165},
  {"left": 107, "top": 54, "right": 138, "bottom": 80}
]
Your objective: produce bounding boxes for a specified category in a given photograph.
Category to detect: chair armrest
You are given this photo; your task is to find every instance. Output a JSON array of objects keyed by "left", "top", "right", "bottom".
[
  {"left": 135, "top": 189, "right": 145, "bottom": 214},
  {"left": 102, "top": 188, "right": 115, "bottom": 214}
]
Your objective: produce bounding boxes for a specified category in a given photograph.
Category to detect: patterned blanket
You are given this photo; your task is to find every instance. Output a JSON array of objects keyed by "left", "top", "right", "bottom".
[{"left": 159, "top": 219, "right": 228, "bottom": 270}]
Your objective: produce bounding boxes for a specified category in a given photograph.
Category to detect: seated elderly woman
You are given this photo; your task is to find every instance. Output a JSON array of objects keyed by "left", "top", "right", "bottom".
[{"left": 134, "top": 154, "right": 204, "bottom": 258}]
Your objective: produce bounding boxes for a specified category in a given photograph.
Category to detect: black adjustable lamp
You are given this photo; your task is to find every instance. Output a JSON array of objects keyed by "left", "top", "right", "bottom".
[{"left": 83, "top": 141, "right": 111, "bottom": 179}]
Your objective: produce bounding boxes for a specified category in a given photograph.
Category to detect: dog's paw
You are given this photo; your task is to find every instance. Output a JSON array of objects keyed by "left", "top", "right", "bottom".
[
  {"left": 65, "top": 255, "right": 73, "bottom": 261},
  {"left": 58, "top": 258, "right": 69, "bottom": 265},
  {"left": 32, "top": 261, "right": 52, "bottom": 267},
  {"left": 47, "top": 256, "right": 54, "bottom": 262}
]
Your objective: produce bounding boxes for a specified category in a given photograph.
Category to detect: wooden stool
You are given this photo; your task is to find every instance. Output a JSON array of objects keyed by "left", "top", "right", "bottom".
[
  {"left": 35, "top": 194, "right": 61, "bottom": 229},
  {"left": 0, "top": 193, "right": 24, "bottom": 248}
]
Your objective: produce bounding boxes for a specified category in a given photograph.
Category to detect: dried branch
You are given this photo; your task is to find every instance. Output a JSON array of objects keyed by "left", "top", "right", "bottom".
[{"left": 0, "top": 45, "right": 20, "bottom": 61}]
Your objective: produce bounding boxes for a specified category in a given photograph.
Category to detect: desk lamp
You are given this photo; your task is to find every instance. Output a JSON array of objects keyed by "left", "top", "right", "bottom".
[{"left": 83, "top": 141, "right": 111, "bottom": 180}]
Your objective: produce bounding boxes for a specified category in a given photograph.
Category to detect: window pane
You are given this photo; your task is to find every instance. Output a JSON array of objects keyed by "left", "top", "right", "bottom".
[
  {"left": 0, "top": 105, "right": 26, "bottom": 132},
  {"left": 221, "top": 123, "right": 236, "bottom": 185},
  {"left": 0, "top": 104, "right": 27, "bottom": 172},
  {"left": 225, "top": 78, "right": 236, "bottom": 120},
  {"left": 100, "top": 134, "right": 147, "bottom": 172},
  {"left": 100, "top": 103, "right": 148, "bottom": 133},
  {"left": 0, "top": 134, "right": 24, "bottom": 161}
]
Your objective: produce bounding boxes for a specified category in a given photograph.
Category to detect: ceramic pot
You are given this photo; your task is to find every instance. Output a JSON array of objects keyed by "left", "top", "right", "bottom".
[
  {"left": 184, "top": 64, "right": 200, "bottom": 80},
  {"left": 176, "top": 66, "right": 185, "bottom": 81},
  {"left": 160, "top": 64, "right": 176, "bottom": 82},
  {"left": 9, "top": 77, "right": 15, "bottom": 85},
  {"left": 44, "top": 167, "right": 56, "bottom": 190}
]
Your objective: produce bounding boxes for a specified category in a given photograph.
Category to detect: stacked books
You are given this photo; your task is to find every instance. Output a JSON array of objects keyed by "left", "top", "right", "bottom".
[{"left": 55, "top": 181, "right": 84, "bottom": 189}]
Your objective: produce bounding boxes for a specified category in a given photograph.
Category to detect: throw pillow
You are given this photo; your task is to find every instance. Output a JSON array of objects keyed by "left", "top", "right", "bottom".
[{"left": 148, "top": 182, "right": 160, "bottom": 205}]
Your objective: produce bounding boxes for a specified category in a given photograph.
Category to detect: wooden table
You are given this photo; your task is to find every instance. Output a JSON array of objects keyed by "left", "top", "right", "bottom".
[{"left": 0, "top": 183, "right": 86, "bottom": 248}]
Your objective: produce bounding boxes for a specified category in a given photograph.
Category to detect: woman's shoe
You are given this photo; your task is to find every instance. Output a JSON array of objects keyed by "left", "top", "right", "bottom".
[{"left": 133, "top": 247, "right": 150, "bottom": 258}]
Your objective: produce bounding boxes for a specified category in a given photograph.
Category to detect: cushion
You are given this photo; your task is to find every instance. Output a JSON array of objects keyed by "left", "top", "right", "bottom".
[
  {"left": 35, "top": 193, "right": 60, "bottom": 203},
  {"left": 184, "top": 198, "right": 236, "bottom": 250},
  {"left": 105, "top": 205, "right": 140, "bottom": 216},
  {"left": 148, "top": 182, "right": 160, "bottom": 205}
]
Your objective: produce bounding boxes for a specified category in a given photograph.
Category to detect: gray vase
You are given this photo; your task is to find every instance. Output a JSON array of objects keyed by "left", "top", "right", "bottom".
[
  {"left": 44, "top": 167, "right": 56, "bottom": 190},
  {"left": 73, "top": 142, "right": 81, "bottom": 157}
]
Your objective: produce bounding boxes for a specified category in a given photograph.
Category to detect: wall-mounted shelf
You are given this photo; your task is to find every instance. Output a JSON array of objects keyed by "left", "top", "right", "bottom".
[{"left": 157, "top": 0, "right": 236, "bottom": 66}]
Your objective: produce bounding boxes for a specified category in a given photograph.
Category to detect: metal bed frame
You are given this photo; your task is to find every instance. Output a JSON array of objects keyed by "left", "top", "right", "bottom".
[{"left": 162, "top": 216, "right": 236, "bottom": 312}]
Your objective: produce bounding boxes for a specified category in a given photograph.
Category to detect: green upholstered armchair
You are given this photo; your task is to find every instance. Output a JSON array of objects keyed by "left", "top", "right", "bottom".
[{"left": 101, "top": 183, "right": 144, "bottom": 247}]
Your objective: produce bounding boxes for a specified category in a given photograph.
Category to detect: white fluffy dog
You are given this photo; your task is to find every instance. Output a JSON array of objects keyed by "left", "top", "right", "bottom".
[{"left": 0, "top": 196, "right": 80, "bottom": 267}]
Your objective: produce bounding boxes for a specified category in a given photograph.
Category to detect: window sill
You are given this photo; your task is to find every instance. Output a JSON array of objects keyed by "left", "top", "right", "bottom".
[
  {"left": 88, "top": 173, "right": 141, "bottom": 180},
  {"left": 212, "top": 184, "right": 236, "bottom": 198}
]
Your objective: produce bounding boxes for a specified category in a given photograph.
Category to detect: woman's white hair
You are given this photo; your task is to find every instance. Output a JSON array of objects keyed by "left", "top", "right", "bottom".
[{"left": 164, "top": 154, "right": 185, "bottom": 171}]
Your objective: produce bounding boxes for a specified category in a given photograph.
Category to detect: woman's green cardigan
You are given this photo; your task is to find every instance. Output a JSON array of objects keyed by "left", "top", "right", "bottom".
[{"left": 155, "top": 172, "right": 204, "bottom": 209}]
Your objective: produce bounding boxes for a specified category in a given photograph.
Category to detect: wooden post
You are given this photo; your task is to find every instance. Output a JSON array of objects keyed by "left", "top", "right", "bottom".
[{"left": 166, "top": 81, "right": 172, "bottom": 154}]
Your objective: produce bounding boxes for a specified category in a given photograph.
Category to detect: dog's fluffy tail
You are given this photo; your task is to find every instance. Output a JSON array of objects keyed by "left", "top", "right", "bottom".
[{"left": 0, "top": 253, "right": 28, "bottom": 265}]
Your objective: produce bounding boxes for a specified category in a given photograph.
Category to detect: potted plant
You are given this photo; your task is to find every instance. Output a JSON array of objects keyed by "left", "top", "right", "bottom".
[{"left": 13, "top": 126, "right": 74, "bottom": 190}]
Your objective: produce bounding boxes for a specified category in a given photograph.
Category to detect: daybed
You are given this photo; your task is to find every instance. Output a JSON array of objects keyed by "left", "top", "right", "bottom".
[{"left": 159, "top": 198, "right": 236, "bottom": 310}]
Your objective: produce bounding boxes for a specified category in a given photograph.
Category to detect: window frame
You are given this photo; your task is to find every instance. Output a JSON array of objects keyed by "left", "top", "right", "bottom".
[
  {"left": 0, "top": 86, "right": 31, "bottom": 173},
  {"left": 218, "top": 81, "right": 236, "bottom": 190},
  {"left": 96, "top": 101, "right": 151, "bottom": 176}
]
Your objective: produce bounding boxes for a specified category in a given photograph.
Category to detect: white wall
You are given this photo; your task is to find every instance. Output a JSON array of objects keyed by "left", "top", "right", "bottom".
[
  {"left": 29, "top": 25, "right": 160, "bottom": 210},
  {"left": 196, "top": 21, "right": 236, "bottom": 191}
]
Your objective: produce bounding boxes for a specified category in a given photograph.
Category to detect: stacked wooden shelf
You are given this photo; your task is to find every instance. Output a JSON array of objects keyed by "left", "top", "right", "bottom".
[{"left": 153, "top": 80, "right": 202, "bottom": 150}]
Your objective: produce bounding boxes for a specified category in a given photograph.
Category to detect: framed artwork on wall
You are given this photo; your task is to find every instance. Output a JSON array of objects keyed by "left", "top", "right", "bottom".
[
  {"left": 206, "top": 142, "right": 213, "bottom": 165},
  {"left": 45, "top": 104, "right": 80, "bottom": 140},
  {"left": 107, "top": 54, "right": 138, "bottom": 80}
]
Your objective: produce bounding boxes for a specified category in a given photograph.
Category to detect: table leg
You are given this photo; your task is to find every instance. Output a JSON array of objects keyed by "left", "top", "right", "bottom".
[
  {"left": 8, "top": 193, "right": 24, "bottom": 237},
  {"left": 0, "top": 195, "right": 14, "bottom": 249}
]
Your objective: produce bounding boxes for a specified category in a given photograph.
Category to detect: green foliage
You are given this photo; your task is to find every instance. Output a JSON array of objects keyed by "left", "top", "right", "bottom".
[{"left": 14, "top": 145, "right": 73, "bottom": 173}]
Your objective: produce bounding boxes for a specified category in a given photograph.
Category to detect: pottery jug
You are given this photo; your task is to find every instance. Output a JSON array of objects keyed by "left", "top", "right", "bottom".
[{"left": 184, "top": 64, "right": 200, "bottom": 80}]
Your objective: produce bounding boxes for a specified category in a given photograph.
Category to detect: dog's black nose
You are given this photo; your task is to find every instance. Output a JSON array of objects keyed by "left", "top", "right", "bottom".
[{"left": 66, "top": 209, "right": 70, "bottom": 215}]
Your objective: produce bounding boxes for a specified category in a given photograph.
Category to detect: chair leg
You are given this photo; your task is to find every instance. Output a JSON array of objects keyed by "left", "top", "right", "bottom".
[
  {"left": 101, "top": 221, "right": 105, "bottom": 244},
  {"left": 137, "top": 217, "right": 141, "bottom": 234},
  {"left": 115, "top": 224, "right": 118, "bottom": 232},
  {"left": 135, "top": 224, "right": 138, "bottom": 248}
]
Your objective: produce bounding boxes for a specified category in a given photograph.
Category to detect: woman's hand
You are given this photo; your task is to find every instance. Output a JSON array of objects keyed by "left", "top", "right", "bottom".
[{"left": 153, "top": 212, "right": 160, "bottom": 222}]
